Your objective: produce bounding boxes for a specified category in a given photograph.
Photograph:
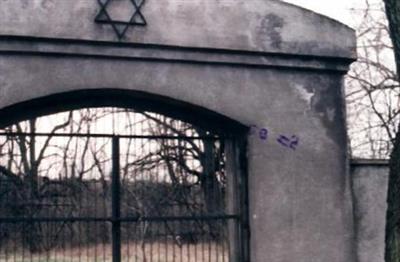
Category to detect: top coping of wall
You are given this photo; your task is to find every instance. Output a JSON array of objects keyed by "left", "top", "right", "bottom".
[
  {"left": 0, "top": 0, "right": 356, "bottom": 60},
  {"left": 351, "top": 159, "right": 389, "bottom": 167}
]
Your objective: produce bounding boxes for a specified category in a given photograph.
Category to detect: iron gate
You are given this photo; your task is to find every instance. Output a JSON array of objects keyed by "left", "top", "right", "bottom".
[{"left": 0, "top": 111, "right": 247, "bottom": 262}]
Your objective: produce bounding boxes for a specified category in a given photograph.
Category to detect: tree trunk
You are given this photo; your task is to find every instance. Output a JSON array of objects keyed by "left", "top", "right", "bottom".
[
  {"left": 26, "top": 119, "right": 43, "bottom": 253},
  {"left": 383, "top": 0, "right": 400, "bottom": 261},
  {"left": 386, "top": 131, "right": 400, "bottom": 262}
]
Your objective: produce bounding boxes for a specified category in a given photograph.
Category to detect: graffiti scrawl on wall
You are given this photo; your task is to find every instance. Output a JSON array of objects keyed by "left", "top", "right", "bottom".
[{"left": 250, "top": 125, "right": 299, "bottom": 150}]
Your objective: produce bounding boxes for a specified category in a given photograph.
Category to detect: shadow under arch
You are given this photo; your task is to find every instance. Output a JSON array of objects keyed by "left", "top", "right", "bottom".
[{"left": 0, "top": 88, "right": 248, "bottom": 135}]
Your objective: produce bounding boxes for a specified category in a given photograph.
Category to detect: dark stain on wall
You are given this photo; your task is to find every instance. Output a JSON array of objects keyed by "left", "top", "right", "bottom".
[
  {"left": 304, "top": 74, "right": 347, "bottom": 147},
  {"left": 258, "top": 13, "right": 285, "bottom": 50}
]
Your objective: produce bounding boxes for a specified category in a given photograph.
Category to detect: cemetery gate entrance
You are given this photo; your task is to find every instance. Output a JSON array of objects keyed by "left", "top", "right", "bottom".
[{"left": 0, "top": 105, "right": 248, "bottom": 262}]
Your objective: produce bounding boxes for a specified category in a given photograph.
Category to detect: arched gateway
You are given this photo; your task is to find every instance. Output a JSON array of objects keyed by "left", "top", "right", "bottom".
[{"left": 0, "top": 1, "right": 356, "bottom": 262}]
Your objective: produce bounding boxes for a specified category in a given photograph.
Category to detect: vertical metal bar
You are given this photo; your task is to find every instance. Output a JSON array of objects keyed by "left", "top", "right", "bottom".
[
  {"left": 112, "top": 136, "right": 121, "bottom": 262},
  {"left": 225, "top": 138, "right": 240, "bottom": 262},
  {"left": 238, "top": 136, "right": 250, "bottom": 262}
]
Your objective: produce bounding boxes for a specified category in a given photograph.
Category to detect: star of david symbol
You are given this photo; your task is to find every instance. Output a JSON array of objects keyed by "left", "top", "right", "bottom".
[{"left": 95, "top": 0, "right": 147, "bottom": 40}]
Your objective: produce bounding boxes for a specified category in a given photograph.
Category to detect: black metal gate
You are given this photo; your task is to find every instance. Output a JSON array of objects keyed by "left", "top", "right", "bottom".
[{"left": 0, "top": 109, "right": 247, "bottom": 262}]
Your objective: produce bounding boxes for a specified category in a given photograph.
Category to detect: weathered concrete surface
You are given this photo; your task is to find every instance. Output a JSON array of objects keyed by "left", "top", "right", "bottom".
[
  {"left": 0, "top": 0, "right": 357, "bottom": 261},
  {"left": 352, "top": 160, "right": 389, "bottom": 262},
  {"left": 0, "top": 56, "right": 355, "bottom": 262},
  {"left": 0, "top": 0, "right": 356, "bottom": 58}
]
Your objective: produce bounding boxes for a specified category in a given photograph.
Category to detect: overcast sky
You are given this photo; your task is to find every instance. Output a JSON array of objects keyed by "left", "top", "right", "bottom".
[{"left": 282, "top": 0, "right": 382, "bottom": 27}]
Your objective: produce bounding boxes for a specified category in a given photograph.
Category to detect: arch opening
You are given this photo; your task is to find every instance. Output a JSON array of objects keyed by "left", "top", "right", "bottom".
[{"left": 0, "top": 89, "right": 249, "bottom": 262}]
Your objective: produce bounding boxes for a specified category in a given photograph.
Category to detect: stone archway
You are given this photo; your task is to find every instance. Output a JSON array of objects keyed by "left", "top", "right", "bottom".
[{"left": 0, "top": 1, "right": 356, "bottom": 261}]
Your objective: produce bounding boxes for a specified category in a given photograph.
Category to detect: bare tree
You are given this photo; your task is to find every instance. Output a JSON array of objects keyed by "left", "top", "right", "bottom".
[
  {"left": 376, "top": 0, "right": 400, "bottom": 260},
  {"left": 0, "top": 109, "right": 114, "bottom": 252},
  {"left": 346, "top": 0, "right": 399, "bottom": 159}
]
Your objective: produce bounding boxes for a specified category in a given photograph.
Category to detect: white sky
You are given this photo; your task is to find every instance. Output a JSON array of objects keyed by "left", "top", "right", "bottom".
[{"left": 282, "top": 0, "right": 381, "bottom": 27}]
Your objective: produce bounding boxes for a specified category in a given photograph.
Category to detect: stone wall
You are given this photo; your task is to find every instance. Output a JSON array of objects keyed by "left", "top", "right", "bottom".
[{"left": 351, "top": 159, "right": 389, "bottom": 262}]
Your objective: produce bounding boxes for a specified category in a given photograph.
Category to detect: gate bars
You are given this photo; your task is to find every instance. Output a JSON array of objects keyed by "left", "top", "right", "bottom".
[{"left": 0, "top": 131, "right": 247, "bottom": 262}]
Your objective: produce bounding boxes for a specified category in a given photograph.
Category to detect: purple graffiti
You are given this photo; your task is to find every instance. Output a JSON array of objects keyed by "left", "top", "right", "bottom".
[
  {"left": 250, "top": 125, "right": 268, "bottom": 141},
  {"left": 259, "top": 128, "right": 268, "bottom": 140},
  {"left": 277, "top": 135, "right": 299, "bottom": 150},
  {"left": 250, "top": 125, "right": 299, "bottom": 150}
]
